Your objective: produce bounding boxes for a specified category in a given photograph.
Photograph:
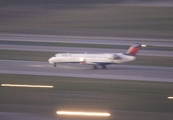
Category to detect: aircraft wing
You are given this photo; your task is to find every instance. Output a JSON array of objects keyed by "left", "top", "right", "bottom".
[{"left": 85, "top": 62, "right": 112, "bottom": 66}]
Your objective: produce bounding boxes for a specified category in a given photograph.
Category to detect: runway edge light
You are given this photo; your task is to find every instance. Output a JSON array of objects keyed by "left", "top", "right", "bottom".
[
  {"left": 167, "top": 97, "right": 173, "bottom": 99},
  {"left": 1, "top": 84, "right": 53, "bottom": 88},
  {"left": 56, "top": 111, "right": 111, "bottom": 117}
]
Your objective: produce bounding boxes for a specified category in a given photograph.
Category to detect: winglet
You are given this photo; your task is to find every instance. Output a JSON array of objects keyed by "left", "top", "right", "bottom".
[{"left": 126, "top": 43, "right": 141, "bottom": 56}]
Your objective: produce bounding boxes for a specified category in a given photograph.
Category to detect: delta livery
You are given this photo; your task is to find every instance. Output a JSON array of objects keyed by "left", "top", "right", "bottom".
[{"left": 48, "top": 43, "right": 145, "bottom": 69}]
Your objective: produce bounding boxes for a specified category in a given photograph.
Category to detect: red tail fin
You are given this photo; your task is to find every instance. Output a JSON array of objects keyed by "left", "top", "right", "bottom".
[{"left": 126, "top": 44, "right": 141, "bottom": 56}]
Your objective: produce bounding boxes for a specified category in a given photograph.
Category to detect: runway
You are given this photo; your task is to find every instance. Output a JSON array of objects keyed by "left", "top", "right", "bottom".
[
  {"left": 1, "top": 111, "right": 173, "bottom": 120},
  {"left": 0, "top": 60, "right": 173, "bottom": 82},
  {"left": 0, "top": 112, "right": 55, "bottom": 120},
  {"left": 0, "top": 34, "right": 173, "bottom": 81},
  {"left": 1, "top": 34, "right": 173, "bottom": 120}
]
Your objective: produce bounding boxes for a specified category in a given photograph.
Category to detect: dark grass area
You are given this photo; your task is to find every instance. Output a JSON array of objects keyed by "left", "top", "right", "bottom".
[
  {"left": 0, "top": 50, "right": 173, "bottom": 67},
  {"left": 1, "top": 40, "right": 173, "bottom": 51},
  {"left": 130, "top": 55, "right": 173, "bottom": 67},
  {"left": 0, "top": 4, "right": 173, "bottom": 38},
  {"left": 1, "top": 74, "right": 173, "bottom": 114},
  {"left": 0, "top": 50, "right": 55, "bottom": 61}
]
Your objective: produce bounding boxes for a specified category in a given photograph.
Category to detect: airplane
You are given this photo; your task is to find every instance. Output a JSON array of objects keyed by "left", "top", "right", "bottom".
[{"left": 48, "top": 43, "right": 145, "bottom": 69}]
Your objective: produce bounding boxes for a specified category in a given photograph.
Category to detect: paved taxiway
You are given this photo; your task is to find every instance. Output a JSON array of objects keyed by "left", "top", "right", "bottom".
[
  {"left": 0, "top": 112, "right": 55, "bottom": 120},
  {"left": 0, "top": 60, "right": 173, "bottom": 82},
  {"left": 1, "top": 33, "right": 173, "bottom": 47},
  {"left": 1, "top": 111, "right": 173, "bottom": 120}
]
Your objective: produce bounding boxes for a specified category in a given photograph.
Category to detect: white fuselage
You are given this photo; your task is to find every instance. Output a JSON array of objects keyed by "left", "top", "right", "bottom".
[{"left": 48, "top": 53, "right": 136, "bottom": 65}]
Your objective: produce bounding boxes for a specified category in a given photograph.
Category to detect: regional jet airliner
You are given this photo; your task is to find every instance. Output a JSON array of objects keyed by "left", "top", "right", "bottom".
[{"left": 48, "top": 43, "right": 145, "bottom": 69}]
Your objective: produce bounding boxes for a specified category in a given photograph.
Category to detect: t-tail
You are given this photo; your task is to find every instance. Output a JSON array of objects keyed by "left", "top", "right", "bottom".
[{"left": 125, "top": 43, "right": 141, "bottom": 56}]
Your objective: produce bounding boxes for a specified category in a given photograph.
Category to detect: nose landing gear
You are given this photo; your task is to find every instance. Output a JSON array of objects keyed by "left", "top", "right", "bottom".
[{"left": 54, "top": 63, "right": 56, "bottom": 67}]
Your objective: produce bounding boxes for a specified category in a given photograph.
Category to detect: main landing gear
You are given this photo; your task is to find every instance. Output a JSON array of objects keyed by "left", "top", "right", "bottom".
[
  {"left": 92, "top": 65, "right": 106, "bottom": 69},
  {"left": 54, "top": 63, "right": 56, "bottom": 67},
  {"left": 101, "top": 65, "right": 106, "bottom": 69},
  {"left": 92, "top": 65, "right": 97, "bottom": 69}
]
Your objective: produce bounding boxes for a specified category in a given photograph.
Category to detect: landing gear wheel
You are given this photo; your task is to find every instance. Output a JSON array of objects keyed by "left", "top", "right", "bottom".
[
  {"left": 93, "top": 65, "right": 97, "bottom": 69},
  {"left": 54, "top": 63, "right": 56, "bottom": 67},
  {"left": 102, "top": 65, "right": 106, "bottom": 69}
]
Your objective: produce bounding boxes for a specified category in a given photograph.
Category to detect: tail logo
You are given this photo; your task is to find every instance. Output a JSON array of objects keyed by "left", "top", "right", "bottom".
[
  {"left": 128, "top": 47, "right": 139, "bottom": 56},
  {"left": 126, "top": 44, "right": 141, "bottom": 56}
]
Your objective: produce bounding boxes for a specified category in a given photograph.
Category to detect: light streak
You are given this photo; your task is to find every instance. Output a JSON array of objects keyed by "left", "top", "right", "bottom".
[
  {"left": 56, "top": 111, "right": 111, "bottom": 117},
  {"left": 1, "top": 84, "right": 53, "bottom": 88},
  {"left": 167, "top": 97, "right": 173, "bottom": 99},
  {"left": 30, "top": 65, "right": 42, "bottom": 67},
  {"left": 141, "top": 44, "right": 146, "bottom": 47}
]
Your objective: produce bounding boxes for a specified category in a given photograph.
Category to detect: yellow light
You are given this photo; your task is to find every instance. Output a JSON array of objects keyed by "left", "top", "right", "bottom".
[
  {"left": 56, "top": 111, "right": 111, "bottom": 117},
  {"left": 167, "top": 97, "right": 173, "bottom": 99},
  {"left": 1, "top": 84, "right": 53, "bottom": 88}
]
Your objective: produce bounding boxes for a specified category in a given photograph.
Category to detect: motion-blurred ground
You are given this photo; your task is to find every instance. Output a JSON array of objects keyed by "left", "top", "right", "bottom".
[
  {"left": 0, "top": 0, "right": 173, "bottom": 38},
  {"left": 1, "top": 1, "right": 173, "bottom": 120}
]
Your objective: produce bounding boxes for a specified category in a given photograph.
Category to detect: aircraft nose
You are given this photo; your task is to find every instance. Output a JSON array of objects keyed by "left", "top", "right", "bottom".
[{"left": 48, "top": 57, "right": 54, "bottom": 64}]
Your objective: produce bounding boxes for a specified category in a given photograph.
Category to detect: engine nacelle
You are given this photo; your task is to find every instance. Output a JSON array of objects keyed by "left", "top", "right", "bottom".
[{"left": 79, "top": 57, "right": 85, "bottom": 64}]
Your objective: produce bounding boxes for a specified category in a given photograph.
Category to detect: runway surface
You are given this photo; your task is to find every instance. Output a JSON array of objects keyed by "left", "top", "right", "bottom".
[
  {"left": 0, "top": 60, "right": 173, "bottom": 82},
  {"left": 1, "top": 111, "right": 173, "bottom": 120},
  {"left": 1, "top": 34, "right": 173, "bottom": 120},
  {"left": 0, "top": 112, "right": 55, "bottom": 120},
  {"left": 1, "top": 33, "right": 173, "bottom": 47}
]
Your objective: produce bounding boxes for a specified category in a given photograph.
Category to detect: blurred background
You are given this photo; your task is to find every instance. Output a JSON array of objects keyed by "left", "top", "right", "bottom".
[
  {"left": 0, "top": 0, "right": 173, "bottom": 38},
  {"left": 0, "top": 0, "right": 173, "bottom": 120}
]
